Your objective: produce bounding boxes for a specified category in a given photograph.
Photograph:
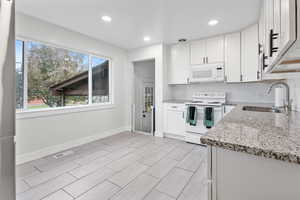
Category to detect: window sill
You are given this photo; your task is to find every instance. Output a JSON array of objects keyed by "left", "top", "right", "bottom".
[{"left": 16, "top": 103, "right": 115, "bottom": 120}]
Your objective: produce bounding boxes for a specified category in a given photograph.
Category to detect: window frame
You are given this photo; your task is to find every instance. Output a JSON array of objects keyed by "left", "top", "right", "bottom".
[{"left": 16, "top": 37, "right": 114, "bottom": 119}]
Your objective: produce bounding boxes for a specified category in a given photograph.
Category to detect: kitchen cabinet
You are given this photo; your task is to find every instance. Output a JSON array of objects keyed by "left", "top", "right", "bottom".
[
  {"left": 206, "top": 36, "right": 225, "bottom": 64},
  {"left": 225, "top": 32, "right": 241, "bottom": 83},
  {"left": 190, "top": 39, "right": 206, "bottom": 65},
  {"left": 224, "top": 105, "right": 236, "bottom": 116},
  {"left": 278, "top": 0, "right": 296, "bottom": 57},
  {"left": 167, "top": 43, "right": 190, "bottom": 85},
  {"left": 209, "top": 146, "right": 300, "bottom": 200},
  {"left": 190, "top": 36, "right": 224, "bottom": 65},
  {"left": 259, "top": 0, "right": 297, "bottom": 73},
  {"left": 163, "top": 103, "right": 185, "bottom": 139},
  {"left": 241, "top": 24, "right": 260, "bottom": 82}
]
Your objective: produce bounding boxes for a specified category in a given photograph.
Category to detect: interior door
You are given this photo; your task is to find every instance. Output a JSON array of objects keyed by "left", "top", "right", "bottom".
[
  {"left": 140, "top": 81, "right": 154, "bottom": 133},
  {"left": 206, "top": 36, "right": 225, "bottom": 64}
]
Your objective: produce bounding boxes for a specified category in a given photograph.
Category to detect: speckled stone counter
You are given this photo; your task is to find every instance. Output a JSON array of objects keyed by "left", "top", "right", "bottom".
[{"left": 201, "top": 104, "right": 300, "bottom": 164}]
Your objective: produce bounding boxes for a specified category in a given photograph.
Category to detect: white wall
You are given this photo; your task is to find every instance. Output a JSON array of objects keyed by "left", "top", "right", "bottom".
[{"left": 15, "top": 13, "right": 130, "bottom": 163}]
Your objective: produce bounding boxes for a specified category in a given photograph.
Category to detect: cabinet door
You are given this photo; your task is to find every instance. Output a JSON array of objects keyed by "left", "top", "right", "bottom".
[
  {"left": 265, "top": 0, "right": 274, "bottom": 58},
  {"left": 258, "top": 5, "right": 266, "bottom": 54},
  {"left": 273, "top": 0, "right": 281, "bottom": 59},
  {"left": 241, "top": 24, "right": 260, "bottom": 82},
  {"left": 280, "top": 0, "right": 296, "bottom": 52},
  {"left": 166, "top": 110, "right": 185, "bottom": 135},
  {"left": 206, "top": 36, "right": 225, "bottom": 64},
  {"left": 190, "top": 39, "right": 206, "bottom": 65},
  {"left": 168, "top": 44, "right": 190, "bottom": 84},
  {"left": 225, "top": 32, "right": 241, "bottom": 83}
]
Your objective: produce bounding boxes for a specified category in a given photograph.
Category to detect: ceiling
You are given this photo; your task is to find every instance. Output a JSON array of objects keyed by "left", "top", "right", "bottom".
[{"left": 16, "top": 0, "right": 261, "bottom": 50}]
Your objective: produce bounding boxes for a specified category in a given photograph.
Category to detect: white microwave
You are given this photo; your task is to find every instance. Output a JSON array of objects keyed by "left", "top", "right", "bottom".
[{"left": 189, "top": 63, "right": 225, "bottom": 83}]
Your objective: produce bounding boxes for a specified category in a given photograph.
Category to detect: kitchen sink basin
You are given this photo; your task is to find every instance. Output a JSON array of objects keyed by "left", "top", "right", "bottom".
[{"left": 242, "top": 106, "right": 282, "bottom": 113}]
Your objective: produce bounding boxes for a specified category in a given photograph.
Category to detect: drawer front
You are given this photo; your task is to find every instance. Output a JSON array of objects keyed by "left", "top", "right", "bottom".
[{"left": 165, "top": 103, "right": 185, "bottom": 111}]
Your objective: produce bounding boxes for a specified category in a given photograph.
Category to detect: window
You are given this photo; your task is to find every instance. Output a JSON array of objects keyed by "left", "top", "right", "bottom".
[
  {"left": 91, "top": 56, "right": 110, "bottom": 103},
  {"left": 16, "top": 40, "right": 112, "bottom": 112},
  {"left": 16, "top": 40, "right": 24, "bottom": 110}
]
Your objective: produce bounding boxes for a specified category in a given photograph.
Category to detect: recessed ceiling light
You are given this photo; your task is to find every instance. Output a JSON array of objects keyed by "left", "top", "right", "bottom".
[
  {"left": 208, "top": 19, "right": 219, "bottom": 26},
  {"left": 144, "top": 36, "right": 151, "bottom": 42},
  {"left": 102, "top": 15, "right": 112, "bottom": 22}
]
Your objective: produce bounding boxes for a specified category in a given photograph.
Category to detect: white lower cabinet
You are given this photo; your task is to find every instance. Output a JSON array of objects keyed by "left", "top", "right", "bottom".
[
  {"left": 224, "top": 105, "right": 235, "bottom": 115},
  {"left": 210, "top": 147, "right": 300, "bottom": 200},
  {"left": 163, "top": 103, "right": 186, "bottom": 139}
]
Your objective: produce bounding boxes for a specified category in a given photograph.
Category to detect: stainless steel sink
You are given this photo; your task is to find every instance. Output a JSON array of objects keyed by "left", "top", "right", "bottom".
[{"left": 242, "top": 106, "right": 282, "bottom": 113}]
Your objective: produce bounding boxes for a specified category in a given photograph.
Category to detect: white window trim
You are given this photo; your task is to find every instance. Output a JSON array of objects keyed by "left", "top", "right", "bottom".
[
  {"left": 16, "top": 103, "right": 115, "bottom": 120},
  {"left": 16, "top": 38, "right": 114, "bottom": 119}
]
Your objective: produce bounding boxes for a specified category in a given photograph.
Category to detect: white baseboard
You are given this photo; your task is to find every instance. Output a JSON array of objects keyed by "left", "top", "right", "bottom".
[
  {"left": 16, "top": 126, "right": 131, "bottom": 165},
  {"left": 154, "top": 131, "right": 164, "bottom": 137},
  {"left": 164, "top": 133, "right": 185, "bottom": 141}
]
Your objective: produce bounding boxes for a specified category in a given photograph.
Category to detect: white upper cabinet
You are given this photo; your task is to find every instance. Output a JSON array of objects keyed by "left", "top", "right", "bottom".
[
  {"left": 206, "top": 36, "right": 225, "bottom": 64},
  {"left": 279, "top": 0, "right": 296, "bottom": 53},
  {"left": 167, "top": 43, "right": 190, "bottom": 84},
  {"left": 260, "top": 0, "right": 297, "bottom": 72},
  {"left": 190, "top": 39, "right": 206, "bottom": 65},
  {"left": 225, "top": 32, "right": 241, "bottom": 83},
  {"left": 190, "top": 36, "right": 224, "bottom": 65},
  {"left": 241, "top": 24, "right": 260, "bottom": 82}
]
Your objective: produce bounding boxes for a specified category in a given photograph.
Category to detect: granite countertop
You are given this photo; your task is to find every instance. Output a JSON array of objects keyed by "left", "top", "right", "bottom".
[{"left": 201, "top": 104, "right": 300, "bottom": 164}]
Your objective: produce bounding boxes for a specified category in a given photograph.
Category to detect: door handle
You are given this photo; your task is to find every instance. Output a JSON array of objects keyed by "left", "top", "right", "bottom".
[
  {"left": 269, "top": 29, "right": 279, "bottom": 57},
  {"left": 262, "top": 53, "right": 268, "bottom": 70},
  {"left": 258, "top": 43, "right": 262, "bottom": 55}
]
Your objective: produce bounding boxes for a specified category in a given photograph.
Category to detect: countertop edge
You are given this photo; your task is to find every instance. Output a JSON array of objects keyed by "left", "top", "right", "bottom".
[
  {"left": 200, "top": 137, "right": 300, "bottom": 164},
  {"left": 201, "top": 104, "right": 300, "bottom": 165}
]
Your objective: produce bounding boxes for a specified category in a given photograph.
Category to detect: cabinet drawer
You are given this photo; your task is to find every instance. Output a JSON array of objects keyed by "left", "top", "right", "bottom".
[{"left": 165, "top": 103, "right": 185, "bottom": 111}]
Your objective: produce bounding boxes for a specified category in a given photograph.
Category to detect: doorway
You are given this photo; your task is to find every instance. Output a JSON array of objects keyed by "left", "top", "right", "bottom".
[{"left": 133, "top": 59, "right": 155, "bottom": 135}]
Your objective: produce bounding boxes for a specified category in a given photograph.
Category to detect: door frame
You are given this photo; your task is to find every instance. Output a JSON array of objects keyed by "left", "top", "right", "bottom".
[
  {"left": 128, "top": 44, "right": 165, "bottom": 138},
  {"left": 132, "top": 60, "right": 155, "bottom": 135}
]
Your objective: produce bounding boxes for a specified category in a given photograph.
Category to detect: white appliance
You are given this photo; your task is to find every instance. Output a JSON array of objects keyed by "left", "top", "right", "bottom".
[
  {"left": 189, "top": 63, "right": 224, "bottom": 83},
  {"left": 0, "top": 0, "right": 16, "bottom": 199},
  {"left": 185, "top": 92, "right": 226, "bottom": 145}
]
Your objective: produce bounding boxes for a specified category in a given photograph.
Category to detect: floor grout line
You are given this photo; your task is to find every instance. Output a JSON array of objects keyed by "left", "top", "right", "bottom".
[
  {"left": 16, "top": 132, "right": 208, "bottom": 200},
  {"left": 62, "top": 188, "right": 76, "bottom": 199}
]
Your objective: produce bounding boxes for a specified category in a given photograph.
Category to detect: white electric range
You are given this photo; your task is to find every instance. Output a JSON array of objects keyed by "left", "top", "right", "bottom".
[{"left": 185, "top": 92, "right": 226, "bottom": 145}]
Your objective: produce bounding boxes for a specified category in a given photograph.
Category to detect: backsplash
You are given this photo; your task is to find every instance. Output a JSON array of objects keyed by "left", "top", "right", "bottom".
[
  {"left": 168, "top": 75, "right": 300, "bottom": 111},
  {"left": 286, "top": 76, "right": 300, "bottom": 111},
  {"left": 168, "top": 82, "right": 275, "bottom": 103}
]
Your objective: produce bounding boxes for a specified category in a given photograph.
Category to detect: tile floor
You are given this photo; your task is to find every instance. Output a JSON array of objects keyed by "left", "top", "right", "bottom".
[{"left": 16, "top": 132, "right": 208, "bottom": 200}]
